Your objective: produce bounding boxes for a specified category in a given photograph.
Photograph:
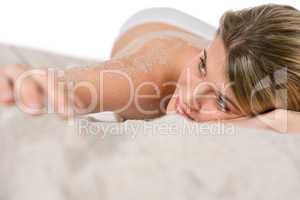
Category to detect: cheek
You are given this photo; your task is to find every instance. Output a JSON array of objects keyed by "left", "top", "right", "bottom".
[
  {"left": 177, "top": 68, "right": 189, "bottom": 86},
  {"left": 192, "top": 101, "right": 224, "bottom": 121}
]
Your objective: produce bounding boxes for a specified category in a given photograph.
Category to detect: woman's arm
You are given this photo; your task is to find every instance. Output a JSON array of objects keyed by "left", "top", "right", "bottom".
[
  {"left": 0, "top": 57, "right": 176, "bottom": 119},
  {"left": 225, "top": 109, "right": 300, "bottom": 134},
  {"left": 262, "top": 109, "right": 300, "bottom": 133},
  {"left": 64, "top": 58, "right": 174, "bottom": 119}
]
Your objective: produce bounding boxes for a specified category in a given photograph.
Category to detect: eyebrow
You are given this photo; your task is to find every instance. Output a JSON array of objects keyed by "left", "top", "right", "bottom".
[{"left": 204, "top": 48, "right": 241, "bottom": 114}]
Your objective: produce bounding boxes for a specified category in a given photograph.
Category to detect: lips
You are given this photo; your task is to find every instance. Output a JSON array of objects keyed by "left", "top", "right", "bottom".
[{"left": 175, "top": 96, "right": 191, "bottom": 119}]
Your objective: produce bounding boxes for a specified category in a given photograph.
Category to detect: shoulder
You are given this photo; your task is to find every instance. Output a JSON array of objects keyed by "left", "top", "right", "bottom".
[{"left": 112, "top": 22, "right": 195, "bottom": 56}]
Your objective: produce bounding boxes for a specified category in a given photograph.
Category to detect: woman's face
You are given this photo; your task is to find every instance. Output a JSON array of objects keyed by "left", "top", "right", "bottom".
[{"left": 167, "top": 36, "right": 247, "bottom": 122}]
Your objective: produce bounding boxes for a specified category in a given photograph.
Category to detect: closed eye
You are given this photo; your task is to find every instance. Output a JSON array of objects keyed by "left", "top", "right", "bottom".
[{"left": 216, "top": 94, "right": 229, "bottom": 112}]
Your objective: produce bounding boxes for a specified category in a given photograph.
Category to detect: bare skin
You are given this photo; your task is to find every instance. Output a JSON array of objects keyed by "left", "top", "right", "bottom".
[{"left": 0, "top": 22, "right": 299, "bottom": 133}]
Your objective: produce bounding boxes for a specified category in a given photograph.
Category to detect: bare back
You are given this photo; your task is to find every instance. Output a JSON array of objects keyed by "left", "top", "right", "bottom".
[{"left": 111, "top": 23, "right": 209, "bottom": 77}]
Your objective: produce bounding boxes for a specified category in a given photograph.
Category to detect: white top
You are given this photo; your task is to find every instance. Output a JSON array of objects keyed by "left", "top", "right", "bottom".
[{"left": 118, "top": 7, "right": 217, "bottom": 41}]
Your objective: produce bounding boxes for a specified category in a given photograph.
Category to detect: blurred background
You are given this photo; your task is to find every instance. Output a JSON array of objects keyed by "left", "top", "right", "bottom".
[{"left": 0, "top": 0, "right": 298, "bottom": 60}]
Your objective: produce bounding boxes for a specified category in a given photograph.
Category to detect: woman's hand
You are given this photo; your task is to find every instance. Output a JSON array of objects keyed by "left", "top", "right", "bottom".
[
  {"left": 0, "top": 64, "right": 44, "bottom": 115},
  {"left": 225, "top": 109, "right": 300, "bottom": 134},
  {"left": 0, "top": 64, "right": 82, "bottom": 118}
]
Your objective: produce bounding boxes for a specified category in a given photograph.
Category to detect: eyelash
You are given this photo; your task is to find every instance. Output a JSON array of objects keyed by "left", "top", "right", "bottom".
[{"left": 198, "top": 50, "right": 207, "bottom": 76}]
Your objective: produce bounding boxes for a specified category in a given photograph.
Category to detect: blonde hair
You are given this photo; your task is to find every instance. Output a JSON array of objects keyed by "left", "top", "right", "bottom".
[{"left": 218, "top": 4, "right": 300, "bottom": 115}]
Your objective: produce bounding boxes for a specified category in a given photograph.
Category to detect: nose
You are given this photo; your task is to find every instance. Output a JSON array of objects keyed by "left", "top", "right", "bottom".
[{"left": 182, "top": 81, "right": 212, "bottom": 112}]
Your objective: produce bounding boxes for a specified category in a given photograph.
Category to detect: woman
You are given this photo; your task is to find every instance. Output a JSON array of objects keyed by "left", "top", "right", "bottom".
[{"left": 0, "top": 4, "right": 299, "bottom": 133}]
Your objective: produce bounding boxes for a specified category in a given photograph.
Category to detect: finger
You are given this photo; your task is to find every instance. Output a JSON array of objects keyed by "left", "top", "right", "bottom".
[
  {"left": 17, "top": 79, "right": 44, "bottom": 115},
  {"left": 57, "top": 83, "right": 82, "bottom": 120},
  {"left": 32, "top": 68, "right": 85, "bottom": 119},
  {"left": 0, "top": 64, "right": 26, "bottom": 104},
  {"left": 3, "top": 65, "right": 44, "bottom": 115},
  {"left": 0, "top": 70, "right": 14, "bottom": 104},
  {"left": 3, "top": 64, "right": 26, "bottom": 82}
]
